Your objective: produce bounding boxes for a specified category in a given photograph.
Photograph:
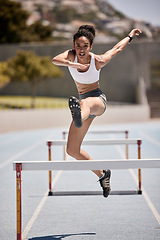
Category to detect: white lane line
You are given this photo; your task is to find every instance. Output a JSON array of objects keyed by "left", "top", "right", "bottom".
[
  {"left": 0, "top": 135, "right": 52, "bottom": 169},
  {"left": 129, "top": 169, "right": 160, "bottom": 225},
  {"left": 23, "top": 170, "right": 62, "bottom": 239},
  {"left": 139, "top": 131, "right": 160, "bottom": 148},
  {"left": 115, "top": 145, "right": 160, "bottom": 225}
]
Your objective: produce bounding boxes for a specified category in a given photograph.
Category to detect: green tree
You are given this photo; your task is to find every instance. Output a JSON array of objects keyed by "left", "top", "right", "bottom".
[
  {"left": 0, "top": 0, "right": 29, "bottom": 43},
  {"left": 28, "top": 21, "right": 53, "bottom": 42},
  {"left": 0, "top": 62, "right": 10, "bottom": 88},
  {"left": 0, "top": 0, "right": 53, "bottom": 43},
  {"left": 151, "top": 61, "right": 160, "bottom": 89},
  {"left": 5, "top": 50, "right": 63, "bottom": 108}
]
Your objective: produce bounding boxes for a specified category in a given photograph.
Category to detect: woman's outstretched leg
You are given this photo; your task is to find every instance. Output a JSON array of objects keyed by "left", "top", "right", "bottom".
[{"left": 67, "top": 119, "right": 111, "bottom": 198}]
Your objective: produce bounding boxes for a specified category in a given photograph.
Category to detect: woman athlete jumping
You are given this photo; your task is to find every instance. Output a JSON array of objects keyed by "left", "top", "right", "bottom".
[{"left": 52, "top": 25, "right": 141, "bottom": 198}]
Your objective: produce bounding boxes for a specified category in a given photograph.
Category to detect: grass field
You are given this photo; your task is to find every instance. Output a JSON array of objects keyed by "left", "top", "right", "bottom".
[{"left": 0, "top": 96, "right": 68, "bottom": 109}]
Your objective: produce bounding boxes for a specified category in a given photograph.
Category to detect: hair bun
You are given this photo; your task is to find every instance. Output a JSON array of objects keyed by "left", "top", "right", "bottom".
[{"left": 78, "top": 25, "right": 95, "bottom": 38}]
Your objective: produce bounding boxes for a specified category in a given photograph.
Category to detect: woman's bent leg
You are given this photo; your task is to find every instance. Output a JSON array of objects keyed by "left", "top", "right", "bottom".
[
  {"left": 67, "top": 118, "right": 104, "bottom": 178},
  {"left": 80, "top": 97, "right": 105, "bottom": 121}
]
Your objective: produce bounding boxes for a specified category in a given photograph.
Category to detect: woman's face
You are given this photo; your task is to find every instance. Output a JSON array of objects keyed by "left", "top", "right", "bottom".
[{"left": 74, "top": 36, "right": 92, "bottom": 61}]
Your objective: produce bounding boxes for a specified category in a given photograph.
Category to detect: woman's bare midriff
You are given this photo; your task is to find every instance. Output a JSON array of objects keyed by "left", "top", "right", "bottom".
[{"left": 75, "top": 81, "right": 100, "bottom": 94}]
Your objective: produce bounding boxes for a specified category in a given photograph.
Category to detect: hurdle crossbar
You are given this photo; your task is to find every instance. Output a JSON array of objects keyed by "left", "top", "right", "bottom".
[
  {"left": 62, "top": 130, "right": 129, "bottom": 136},
  {"left": 47, "top": 139, "right": 138, "bottom": 146},
  {"left": 13, "top": 159, "right": 160, "bottom": 171}
]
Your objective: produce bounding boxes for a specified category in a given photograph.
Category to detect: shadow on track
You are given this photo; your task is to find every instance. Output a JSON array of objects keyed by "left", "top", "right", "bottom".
[{"left": 29, "top": 232, "right": 96, "bottom": 239}]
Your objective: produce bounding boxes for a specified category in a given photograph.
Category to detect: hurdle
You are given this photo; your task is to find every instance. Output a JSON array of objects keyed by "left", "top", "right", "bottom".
[
  {"left": 50, "top": 130, "right": 129, "bottom": 193},
  {"left": 62, "top": 130, "right": 129, "bottom": 160},
  {"left": 47, "top": 139, "right": 142, "bottom": 196},
  {"left": 13, "top": 159, "right": 160, "bottom": 240}
]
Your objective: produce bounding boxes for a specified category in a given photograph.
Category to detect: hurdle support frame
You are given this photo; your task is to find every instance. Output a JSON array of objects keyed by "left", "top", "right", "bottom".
[
  {"left": 47, "top": 138, "right": 142, "bottom": 196},
  {"left": 14, "top": 158, "right": 160, "bottom": 240}
]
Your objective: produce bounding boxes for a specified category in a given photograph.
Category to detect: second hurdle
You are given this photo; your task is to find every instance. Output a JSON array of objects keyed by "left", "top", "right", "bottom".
[{"left": 47, "top": 138, "right": 142, "bottom": 195}]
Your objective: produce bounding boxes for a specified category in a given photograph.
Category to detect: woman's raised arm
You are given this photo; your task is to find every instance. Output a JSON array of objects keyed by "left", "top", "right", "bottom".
[{"left": 95, "top": 29, "right": 142, "bottom": 69}]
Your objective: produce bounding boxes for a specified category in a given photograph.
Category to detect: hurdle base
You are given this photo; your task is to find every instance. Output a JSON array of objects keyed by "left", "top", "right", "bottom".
[
  {"left": 48, "top": 190, "right": 54, "bottom": 196},
  {"left": 48, "top": 190, "right": 140, "bottom": 196},
  {"left": 138, "top": 189, "right": 142, "bottom": 194}
]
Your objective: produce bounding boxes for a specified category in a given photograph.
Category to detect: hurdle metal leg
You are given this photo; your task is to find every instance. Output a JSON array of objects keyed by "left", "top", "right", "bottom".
[
  {"left": 138, "top": 140, "right": 142, "bottom": 194},
  {"left": 63, "top": 131, "right": 67, "bottom": 161},
  {"left": 48, "top": 141, "right": 52, "bottom": 196},
  {"left": 125, "top": 131, "right": 129, "bottom": 159},
  {"left": 16, "top": 163, "right": 22, "bottom": 240}
]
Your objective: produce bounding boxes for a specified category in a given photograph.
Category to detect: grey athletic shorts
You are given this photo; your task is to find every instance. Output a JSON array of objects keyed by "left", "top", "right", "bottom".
[{"left": 79, "top": 88, "right": 107, "bottom": 119}]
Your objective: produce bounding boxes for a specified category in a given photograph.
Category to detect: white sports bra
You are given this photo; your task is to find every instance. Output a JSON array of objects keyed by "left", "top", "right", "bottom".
[{"left": 68, "top": 52, "right": 101, "bottom": 84}]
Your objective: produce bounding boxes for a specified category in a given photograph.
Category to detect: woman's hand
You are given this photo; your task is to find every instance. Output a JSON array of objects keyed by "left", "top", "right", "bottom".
[
  {"left": 129, "top": 29, "right": 142, "bottom": 37},
  {"left": 71, "top": 62, "right": 90, "bottom": 71}
]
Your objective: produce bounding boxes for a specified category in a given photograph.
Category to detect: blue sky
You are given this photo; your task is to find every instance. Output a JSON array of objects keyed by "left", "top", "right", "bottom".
[{"left": 107, "top": 0, "right": 160, "bottom": 27}]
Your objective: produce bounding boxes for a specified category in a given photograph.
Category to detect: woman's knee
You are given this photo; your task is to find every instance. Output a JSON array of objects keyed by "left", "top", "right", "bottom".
[
  {"left": 80, "top": 99, "right": 90, "bottom": 110},
  {"left": 66, "top": 143, "right": 80, "bottom": 158}
]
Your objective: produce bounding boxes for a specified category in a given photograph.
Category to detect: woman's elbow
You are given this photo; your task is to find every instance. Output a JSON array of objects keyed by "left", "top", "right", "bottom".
[{"left": 51, "top": 57, "right": 58, "bottom": 65}]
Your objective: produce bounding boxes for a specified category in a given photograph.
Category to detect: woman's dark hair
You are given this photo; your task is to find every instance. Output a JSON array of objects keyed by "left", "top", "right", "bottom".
[{"left": 73, "top": 25, "right": 96, "bottom": 45}]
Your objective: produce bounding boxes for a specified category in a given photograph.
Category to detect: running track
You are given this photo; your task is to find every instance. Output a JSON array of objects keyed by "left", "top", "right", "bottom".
[{"left": 0, "top": 121, "right": 160, "bottom": 240}]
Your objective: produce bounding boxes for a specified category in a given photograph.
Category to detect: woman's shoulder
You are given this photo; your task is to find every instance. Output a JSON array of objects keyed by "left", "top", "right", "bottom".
[
  {"left": 91, "top": 52, "right": 102, "bottom": 71},
  {"left": 68, "top": 49, "right": 76, "bottom": 62}
]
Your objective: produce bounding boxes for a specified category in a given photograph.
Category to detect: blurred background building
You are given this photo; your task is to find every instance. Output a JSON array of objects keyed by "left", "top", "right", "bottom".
[{"left": 0, "top": 0, "right": 160, "bottom": 117}]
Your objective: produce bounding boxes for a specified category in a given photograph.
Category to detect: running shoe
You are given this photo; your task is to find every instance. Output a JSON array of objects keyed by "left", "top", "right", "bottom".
[
  {"left": 69, "top": 96, "right": 82, "bottom": 128},
  {"left": 99, "top": 170, "right": 111, "bottom": 198}
]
